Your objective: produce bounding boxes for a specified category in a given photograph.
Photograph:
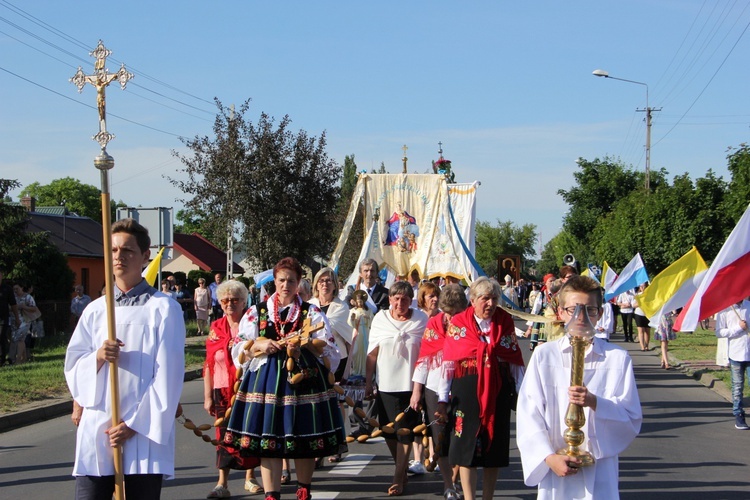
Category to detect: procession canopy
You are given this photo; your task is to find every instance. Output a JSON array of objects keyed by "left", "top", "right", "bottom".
[{"left": 330, "top": 173, "right": 480, "bottom": 282}]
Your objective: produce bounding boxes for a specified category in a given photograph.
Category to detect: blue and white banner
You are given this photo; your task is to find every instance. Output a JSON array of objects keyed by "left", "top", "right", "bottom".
[{"left": 604, "top": 253, "right": 650, "bottom": 301}]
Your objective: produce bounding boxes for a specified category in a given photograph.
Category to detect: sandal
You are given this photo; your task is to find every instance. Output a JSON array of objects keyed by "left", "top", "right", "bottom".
[
  {"left": 328, "top": 454, "right": 343, "bottom": 463},
  {"left": 245, "top": 478, "right": 263, "bottom": 494},
  {"left": 280, "top": 469, "right": 291, "bottom": 485}
]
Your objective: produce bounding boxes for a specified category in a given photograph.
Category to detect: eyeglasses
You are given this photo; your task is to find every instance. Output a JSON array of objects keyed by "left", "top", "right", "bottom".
[
  {"left": 220, "top": 297, "right": 242, "bottom": 305},
  {"left": 562, "top": 305, "right": 600, "bottom": 317},
  {"left": 318, "top": 279, "right": 333, "bottom": 285}
]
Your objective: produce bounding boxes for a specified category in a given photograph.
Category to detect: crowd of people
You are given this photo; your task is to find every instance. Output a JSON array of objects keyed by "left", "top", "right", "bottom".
[{"left": 6, "top": 218, "right": 737, "bottom": 498}]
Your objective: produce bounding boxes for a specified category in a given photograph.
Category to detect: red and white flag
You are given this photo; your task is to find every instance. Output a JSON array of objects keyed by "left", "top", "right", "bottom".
[{"left": 674, "top": 203, "right": 750, "bottom": 331}]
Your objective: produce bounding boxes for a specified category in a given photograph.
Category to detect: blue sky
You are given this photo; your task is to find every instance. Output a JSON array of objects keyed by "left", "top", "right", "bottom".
[{"left": 2, "top": 1, "right": 749, "bottom": 256}]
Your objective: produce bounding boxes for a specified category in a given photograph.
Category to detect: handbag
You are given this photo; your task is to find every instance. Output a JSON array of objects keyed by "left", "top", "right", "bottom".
[
  {"left": 31, "top": 319, "right": 45, "bottom": 338},
  {"left": 25, "top": 309, "right": 42, "bottom": 322}
]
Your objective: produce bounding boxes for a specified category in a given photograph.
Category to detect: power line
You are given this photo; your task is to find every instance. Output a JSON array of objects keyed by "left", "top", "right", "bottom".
[
  {"left": 0, "top": 0, "right": 216, "bottom": 110},
  {"left": 0, "top": 65, "right": 187, "bottom": 139},
  {"left": 654, "top": 16, "right": 750, "bottom": 147}
]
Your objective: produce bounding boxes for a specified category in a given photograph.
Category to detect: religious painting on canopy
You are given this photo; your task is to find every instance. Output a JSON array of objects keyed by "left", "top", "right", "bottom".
[{"left": 364, "top": 174, "right": 445, "bottom": 277}]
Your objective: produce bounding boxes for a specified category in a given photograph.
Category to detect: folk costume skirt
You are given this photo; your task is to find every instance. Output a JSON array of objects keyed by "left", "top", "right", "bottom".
[
  {"left": 224, "top": 349, "right": 347, "bottom": 459},
  {"left": 447, "top": 371, "right": 513, "bottom": 468}
]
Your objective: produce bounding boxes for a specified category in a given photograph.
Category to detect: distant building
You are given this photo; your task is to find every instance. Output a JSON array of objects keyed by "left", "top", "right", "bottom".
[
  {"left": 20, "top": 196, "right": 105, "bottom": 297},
  {"left": 163, "top": 233, "right": 244, "bottom": 276}
]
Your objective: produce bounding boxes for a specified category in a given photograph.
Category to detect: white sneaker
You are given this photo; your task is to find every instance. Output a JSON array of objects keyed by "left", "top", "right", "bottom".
[
  {"left": 408, "top": 461, "right": 427, "bottom": 475},
  {"left": 207, "top": 485, "right": 230, "bottom": 498},
  {"left": 444, "top": 487, "right": 460, "bottom": 500}
]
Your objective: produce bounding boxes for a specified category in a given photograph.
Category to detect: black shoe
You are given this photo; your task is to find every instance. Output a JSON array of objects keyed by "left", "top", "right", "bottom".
[{"left": 735, "top": 415, "right": 749, "bottom": 430}]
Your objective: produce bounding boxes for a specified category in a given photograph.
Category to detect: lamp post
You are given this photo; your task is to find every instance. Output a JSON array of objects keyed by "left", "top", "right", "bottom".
[{"left": 593, "top": 69, "right": 658, "bottom": 190}]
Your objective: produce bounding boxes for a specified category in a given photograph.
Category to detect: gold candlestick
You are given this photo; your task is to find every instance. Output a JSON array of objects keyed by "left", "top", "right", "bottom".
[
  {"left": 556, "top": 303, "right": 596, "bottom": 467},
  {"left": 556, "top": 334, "right": 595, "bottom": 466}
]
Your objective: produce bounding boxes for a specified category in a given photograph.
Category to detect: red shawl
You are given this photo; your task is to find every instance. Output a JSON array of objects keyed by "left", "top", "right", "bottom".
[
  {"left": 416, "top": 312, "right": 448, "bottom": 369},
  {"left": 204, "top": 316, "right": 238, "bottom": 410},
  {"left": 444, "top": 305, "right": 525, "bottom": 444}
]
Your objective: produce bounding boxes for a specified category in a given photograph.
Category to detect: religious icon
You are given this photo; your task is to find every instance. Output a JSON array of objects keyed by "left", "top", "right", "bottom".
[{"left": 384, "top": 201, "right": 419, "bottom": 252}]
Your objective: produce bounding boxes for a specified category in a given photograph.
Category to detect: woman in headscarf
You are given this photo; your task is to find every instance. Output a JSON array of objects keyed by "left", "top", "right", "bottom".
[
  {"left": 203, "top": 280, "right": 260, "bottom": 498},
  {"left": 439, "top": 277, "right": 525, "bottom": 500},
  {"left": 365, "top": 281, "right": 429, "bottom": 496},
  {"left": 225, "top": 257, "right": 346, "bottom": 500}
]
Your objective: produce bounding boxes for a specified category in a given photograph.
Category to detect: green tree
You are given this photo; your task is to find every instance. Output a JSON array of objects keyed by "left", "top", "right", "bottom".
[
  {"left": 537, "top": 230, "right": 588, "bottom": 276},
  {"left": 593, "top": 169, "right": 729, "bottom": 273},
  {"left": 724, "top": 143, "right": 750, "bottom": 224},
  {"left": 474, "top": 220, "right": 537, "bottom": 277},
  {"left": 19, "top": 177, "right": 127, "bottom": 221},
  {"left": 335, "top": 155, "right": 364, "bottom": 279},
  {"left": 174, "top": 207, "right": 226, "bottom": 248},
  {"left": 1, "top": 179, "right": 74, "bottom": 300},
  {"left": 558, "top": 157, "right": 641, "bottom": 253},
  {"left": 341, "top": 155, "right": 358, "bottom": 203},
  {"left": 9, "top": 232, "right": 75, "bottom": 301},
  {"left": 370, "top": 162, "right": 387, "bottom": 174},
  {"left": 171, "top": 99, "right": 341, "bottom": 269},
  {"left": 0, "top": 179, "right": 29, "bottom": 272}
]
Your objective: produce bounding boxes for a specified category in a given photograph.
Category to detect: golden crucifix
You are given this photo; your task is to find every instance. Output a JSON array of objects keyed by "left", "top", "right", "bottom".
[
  {"left": 69, "top": 40, "right": 133, "bottom": 500},
  {"left": 70, "top": 40, "right": 134, "bottom": 151}
]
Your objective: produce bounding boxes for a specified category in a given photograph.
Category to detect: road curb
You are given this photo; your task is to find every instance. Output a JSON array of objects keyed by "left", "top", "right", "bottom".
[{"left": 0, "top": 364, "right": 204, "bottom": 434}]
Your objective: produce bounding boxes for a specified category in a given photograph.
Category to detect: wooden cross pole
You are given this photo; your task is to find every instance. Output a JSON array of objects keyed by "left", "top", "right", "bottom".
[
  {"left": 70, "top": 40, "right": 133, "bottom": 500},
  {"left": 402, "top": 144, "right": 408, "bottom": 173}
]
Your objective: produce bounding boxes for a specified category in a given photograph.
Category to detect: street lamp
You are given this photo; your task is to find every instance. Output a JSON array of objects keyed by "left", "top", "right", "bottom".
[{"left": 593, "top": 69, "right": 658, "bottom": 190}]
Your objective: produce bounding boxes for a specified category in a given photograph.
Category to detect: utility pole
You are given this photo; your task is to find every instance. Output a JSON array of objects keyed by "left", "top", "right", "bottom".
[
  {"left": 593, "top": 69, "right": 660, "bottom": 191},
  {"left": 638, "top": 105, "right": 660, "bottom": 191}
]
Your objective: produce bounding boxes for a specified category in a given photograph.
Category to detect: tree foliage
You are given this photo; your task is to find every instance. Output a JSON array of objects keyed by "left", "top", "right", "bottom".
[
  {"left": 171, "top": 100, "right": 341, "bottom": 270},
  {"left": 9, "top": 232, "right": 75, "bottom": 300},
  {"left": 474, "top": 219, "right": 537, "bottom": 277},
  {"left": 547, "top": 151, "right": 743, "bottom": 277},
  {"left": 1, "top": 179, "right": 74, "bottom": 300},
  {"left": 334, "top": 155, "right": 364, "bottom": 279},
  {"left": 557, "top": 157, "right": 641, "bottom": 243},
  {"left": 174, "top": 206, "right": 226, "bottom": 249},
  {"left": 0, "top": 179, "right": 29, "bottom": 272},
  {"left": 19, "top": 177, "right": 127, "bottom": 221},
  {"left": 724, "top": 143, "right": 750, "bottom": 223}
]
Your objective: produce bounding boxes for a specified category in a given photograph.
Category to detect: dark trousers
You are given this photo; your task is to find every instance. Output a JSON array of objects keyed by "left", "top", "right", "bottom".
[
  {"left": 0, "top": 322, "right": 10, "bottom": 364},
  {"left": 75, "top": 474, "right": 163, "bottom": 500},
  {"left": 621, "top": 312, "right": 634, "bottom": 341},
  {"left": 212, "top": 305, "right": 224, "bottom": 319}
]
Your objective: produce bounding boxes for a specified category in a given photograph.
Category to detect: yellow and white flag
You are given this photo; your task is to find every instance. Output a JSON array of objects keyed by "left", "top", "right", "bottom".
[
  {"left": 142, "top": 247, "right": 165, "bottom": 287},
  {"left": 641, "top": 246, "right": 708, "bottom": 328}
]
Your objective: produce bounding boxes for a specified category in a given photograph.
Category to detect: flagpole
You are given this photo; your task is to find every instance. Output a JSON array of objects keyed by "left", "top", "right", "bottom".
[
  {"left": 730, "top": 305, "right": 749, "bottom": 335},
  {"left": 71, "top": 40, "right": 133, "bottom": 500}
]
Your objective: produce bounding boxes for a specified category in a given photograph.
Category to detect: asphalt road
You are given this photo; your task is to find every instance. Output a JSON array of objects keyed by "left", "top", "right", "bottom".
[{"left": 1, "top": 324, "right": 749, "bottom": 499}]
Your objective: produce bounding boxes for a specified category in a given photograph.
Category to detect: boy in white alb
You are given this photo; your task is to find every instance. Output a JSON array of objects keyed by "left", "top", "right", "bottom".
[
  {"left": 65, "top": 218, "right": 185, "bottom": 499},
  {"left": 517, "top": 276, "right": 642, "bottom": 499}
]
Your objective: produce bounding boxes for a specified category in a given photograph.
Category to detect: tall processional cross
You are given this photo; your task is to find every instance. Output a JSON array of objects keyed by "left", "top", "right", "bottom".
[
  {"left": 70, "top": 40, "right": 134, "bottom": 151},
  {"left": 402, "top": 144, "right": 408, "bottom": 173}
]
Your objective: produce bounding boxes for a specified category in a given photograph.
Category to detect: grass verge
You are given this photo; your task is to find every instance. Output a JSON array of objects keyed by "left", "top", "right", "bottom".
[{"left": 0, "top": 320, "right": 205, "bottom": 413}]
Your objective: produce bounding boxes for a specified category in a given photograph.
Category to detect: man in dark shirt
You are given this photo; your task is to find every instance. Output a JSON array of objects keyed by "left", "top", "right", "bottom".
[
  {"left": 0, "top": 268, "right": 21, "bottom": 366},
  {"left": 359, "top": 259, "right": 390, "bottom": 312}
]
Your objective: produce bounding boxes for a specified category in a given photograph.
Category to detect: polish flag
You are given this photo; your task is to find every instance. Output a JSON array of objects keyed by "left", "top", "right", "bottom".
[{"left": 674, "top": 203, "right": 750, "bottom": 331}]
